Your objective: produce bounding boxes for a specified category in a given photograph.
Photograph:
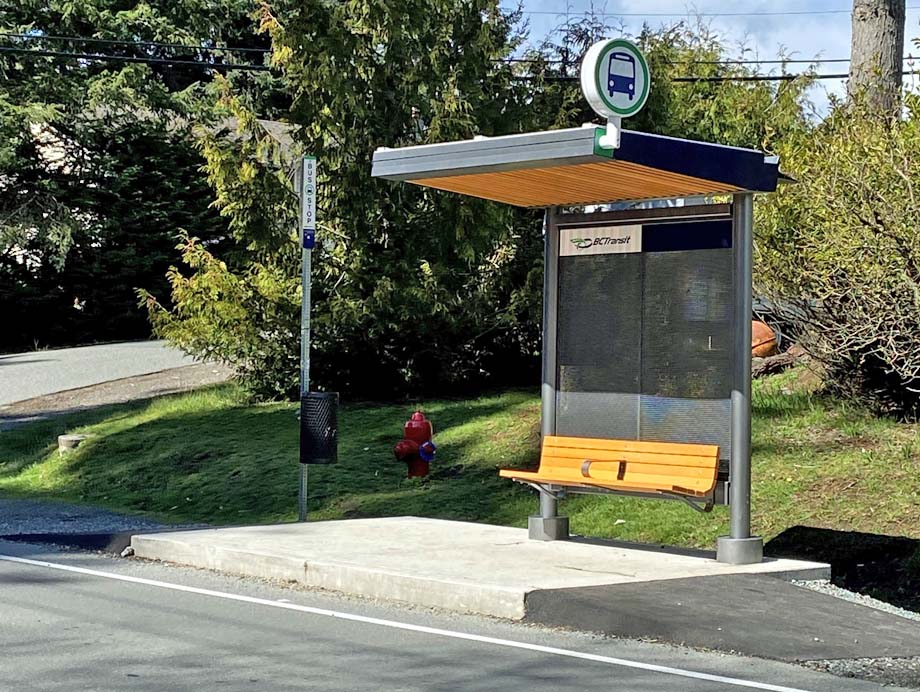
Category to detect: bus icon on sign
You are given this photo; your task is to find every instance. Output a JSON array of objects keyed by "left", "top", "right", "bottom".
[{"left": 608, "top": 52, "right": 636, "bottom": 100}]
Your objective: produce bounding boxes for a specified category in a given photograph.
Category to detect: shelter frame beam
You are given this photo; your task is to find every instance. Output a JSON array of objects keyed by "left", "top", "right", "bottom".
[
  {"left": 530, "top": 206, "right": 569, "bottom": 541},
  {"left": 717, "top": 193, "right": 763, "bottom": 564}
]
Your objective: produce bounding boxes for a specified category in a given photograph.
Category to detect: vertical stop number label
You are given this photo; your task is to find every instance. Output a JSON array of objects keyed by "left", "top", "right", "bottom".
[{"left": 302, "top": 156, "right": 316, "bottom": 249}]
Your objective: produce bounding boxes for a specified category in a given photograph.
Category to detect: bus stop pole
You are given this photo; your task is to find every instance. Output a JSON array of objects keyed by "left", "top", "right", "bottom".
[
  {"left": 717, "top": 193, "right": 763, "bottom": 563},
  {"left": 530, "top": 207, "right": 569, "bottom": 541},
  {"left": 297, "top": 157, "right": 313, "bottom": 522}
]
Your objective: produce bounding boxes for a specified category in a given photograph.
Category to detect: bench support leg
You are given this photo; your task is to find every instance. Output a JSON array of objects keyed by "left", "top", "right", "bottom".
[{"left": 528, "top": 490, "right": 568, "bottom": 540}]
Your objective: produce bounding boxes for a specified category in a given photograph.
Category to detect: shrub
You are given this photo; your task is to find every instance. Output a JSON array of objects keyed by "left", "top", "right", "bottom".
[
  {"left": 757, "top": 96, "right": 920, "bottom": 418},
  {"left": 141, "top": 93, "right": 302, "bottom": 400}
]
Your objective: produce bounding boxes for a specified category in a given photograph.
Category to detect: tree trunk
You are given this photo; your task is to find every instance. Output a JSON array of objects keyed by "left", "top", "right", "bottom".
[{"left": 848, "top": 0, "right": 906, "bottom": 114}]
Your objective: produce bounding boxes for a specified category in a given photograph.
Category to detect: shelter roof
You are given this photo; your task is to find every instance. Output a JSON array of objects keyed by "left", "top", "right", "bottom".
[{"left": 371, "top": 125, "right": 780, "bottom": 208}]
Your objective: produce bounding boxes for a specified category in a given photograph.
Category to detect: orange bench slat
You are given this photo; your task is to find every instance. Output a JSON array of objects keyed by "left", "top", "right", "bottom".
[
  {"left": 499, "top": 435, "right": 719, "bottom": 498},
  {"left": 540, "top": 457, "right": 716, "bottom": 480},
  {"left": 546, "top": 435, "right": 718, "bottom": 458},
  {"left": 541, "top": 446, "right": 717, "bottom": 469},
  {"left": 497, "top": 469, "right": 712, "bottom": 497}
]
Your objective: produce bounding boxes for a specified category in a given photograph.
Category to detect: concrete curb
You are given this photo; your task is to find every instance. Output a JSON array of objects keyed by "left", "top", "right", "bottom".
[
  {"left": 131, "top": 532, "right": 528, "bottom": 618},
  {"left": 130, "top": 517, "right": 830, "bottom": 622}
]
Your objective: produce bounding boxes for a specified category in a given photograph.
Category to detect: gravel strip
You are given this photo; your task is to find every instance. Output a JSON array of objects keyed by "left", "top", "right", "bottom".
[
  {"left": 792, "top": 579, "right": 920, "bottom": 622},
  {"left": 792, "top": 580, "right": 920, "bottom": 688},
  {"left": 802, "top": 656, "right": 920, "bottom": 689},
  {"left": 0, "top": 498, "right": 167, "bottom": 536}
]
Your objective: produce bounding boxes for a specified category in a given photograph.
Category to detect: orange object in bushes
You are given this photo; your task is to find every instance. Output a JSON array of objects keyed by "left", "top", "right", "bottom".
[{"left": 752, "top": 320, "right": 778, "bottom": 357}]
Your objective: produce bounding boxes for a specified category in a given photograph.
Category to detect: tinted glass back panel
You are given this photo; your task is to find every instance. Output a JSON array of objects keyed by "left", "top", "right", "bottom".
[{"left": 555, "top": 218, "right": 734, "bottom": 458}]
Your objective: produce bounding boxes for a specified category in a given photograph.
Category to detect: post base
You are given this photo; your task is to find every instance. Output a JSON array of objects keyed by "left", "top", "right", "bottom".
[
  {"left": 528, "top": 515, "right": 569, "bottom": 541},
  {"left": 716, "top": 535, "right": 764, "bottom": 564}
]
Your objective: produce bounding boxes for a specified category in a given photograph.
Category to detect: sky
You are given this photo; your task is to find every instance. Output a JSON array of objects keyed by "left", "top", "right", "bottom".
[{"left": 507, "top": 0, "right": 920, "bottom": 113}]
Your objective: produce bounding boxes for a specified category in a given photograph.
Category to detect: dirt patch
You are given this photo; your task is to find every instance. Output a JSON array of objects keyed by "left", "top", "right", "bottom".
[
  {"left": 774, "top": 427, "right": 884, "bottom": 457},
  {"left": 802, "top": 475, "right": 864, "bottom": 497},
  {"left": 511, "top": 404, "right": 542, "bottom": 445}
]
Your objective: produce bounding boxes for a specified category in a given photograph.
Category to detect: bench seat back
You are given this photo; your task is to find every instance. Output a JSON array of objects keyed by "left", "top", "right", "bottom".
[{"left": 500, "top": 435, "right": 720, "bottom": 498}]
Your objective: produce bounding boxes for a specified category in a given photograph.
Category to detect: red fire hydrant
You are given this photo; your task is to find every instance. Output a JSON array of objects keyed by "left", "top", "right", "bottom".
[{"left": 394, "top": 411, "right": 437, "bottom": 478}]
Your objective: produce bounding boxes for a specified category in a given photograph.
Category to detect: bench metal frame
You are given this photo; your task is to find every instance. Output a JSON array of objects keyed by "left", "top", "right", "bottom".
[{"left": 516, "top": 478, "right": 716, "bottom": 513}]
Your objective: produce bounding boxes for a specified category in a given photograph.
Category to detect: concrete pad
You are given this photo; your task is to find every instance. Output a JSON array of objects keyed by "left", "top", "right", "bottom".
[{"left": 132, "top": 517, "right": 828, "bottom": 620}]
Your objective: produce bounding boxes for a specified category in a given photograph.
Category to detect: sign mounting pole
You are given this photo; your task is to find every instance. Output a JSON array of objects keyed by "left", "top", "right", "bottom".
[{"left": 298, "top": 155, "right": 317, "bottom": 522}]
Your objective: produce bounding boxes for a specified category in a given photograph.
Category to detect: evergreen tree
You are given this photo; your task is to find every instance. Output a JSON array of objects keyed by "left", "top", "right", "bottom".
[
  {"left": 147, "top": 10, "right": 813, "bottom": 400},
  {"left": 0, "top": 1, "right": 273, "bottom": 350}
]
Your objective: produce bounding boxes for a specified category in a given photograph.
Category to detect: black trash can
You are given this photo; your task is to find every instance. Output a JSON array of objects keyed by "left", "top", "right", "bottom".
[{"left": 300, "top": 391, "right": 338, "bottom": 464}]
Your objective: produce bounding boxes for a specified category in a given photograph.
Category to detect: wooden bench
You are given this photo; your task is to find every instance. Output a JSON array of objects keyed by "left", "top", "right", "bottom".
[{"left": 499, "top": 436, "right": 721, "bottom": 512}]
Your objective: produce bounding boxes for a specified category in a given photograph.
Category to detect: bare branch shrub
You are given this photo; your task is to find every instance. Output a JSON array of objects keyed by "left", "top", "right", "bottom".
[{"left": 756, "top": 96, "right": 920, "bottom": 418}]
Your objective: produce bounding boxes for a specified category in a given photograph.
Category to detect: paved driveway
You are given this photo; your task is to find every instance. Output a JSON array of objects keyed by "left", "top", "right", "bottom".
[{"left": 0, "top": 341, "right": 196, "bottom": 406}]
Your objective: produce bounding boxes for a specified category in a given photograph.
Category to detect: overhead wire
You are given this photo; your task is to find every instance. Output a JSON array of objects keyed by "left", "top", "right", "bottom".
[
  {"left": 2, "top": 31, "right": 915, "bottom": 82},
  {"left": 5, "top": 31, "right": 916, "bottom": 70},
  {"left": 0, "top": 46, "right": 270, "bottom": 71},
  {"left": 0, "top": 45, "right": 875, "bottom": 81},
  {"left": 510, "top": 72, "right": 850, "bottom": 83},
  {"left": 506, "top": 3, "right": 920, "bottom": 17},
  {"left": 0, "top": 32, "right": 271, "bottom": 54},
  {"left": 501, "top": 56, "right": 915, "bottom": 66}
]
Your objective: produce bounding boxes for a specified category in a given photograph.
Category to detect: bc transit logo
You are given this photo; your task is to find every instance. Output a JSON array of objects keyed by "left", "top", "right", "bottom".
[{"left": 570, "top": 235, "right": 631, "bottom": 250}]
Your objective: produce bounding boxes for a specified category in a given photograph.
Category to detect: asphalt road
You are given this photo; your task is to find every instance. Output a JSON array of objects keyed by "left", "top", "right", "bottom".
[
  {"left": 0, "top": 541, "right": 906, "bottom": 692},
  {"left": 0, "top": 341, "right": 196, "bottom": 406}
]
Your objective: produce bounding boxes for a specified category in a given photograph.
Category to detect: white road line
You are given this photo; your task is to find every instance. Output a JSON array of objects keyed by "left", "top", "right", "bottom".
[{"left": 0, "top": 553, "right": 812, "bottom": 692}]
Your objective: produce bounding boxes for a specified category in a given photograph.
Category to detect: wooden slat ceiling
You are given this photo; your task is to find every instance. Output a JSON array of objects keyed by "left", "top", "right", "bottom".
[{"left": 412, "top": 159, "right": 742, "bottom": 208}]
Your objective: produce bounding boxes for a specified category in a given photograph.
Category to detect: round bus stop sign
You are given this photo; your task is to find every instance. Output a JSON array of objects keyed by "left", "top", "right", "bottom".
[{"left": 580, "top": 38, "right": 650, "bottom": 120}]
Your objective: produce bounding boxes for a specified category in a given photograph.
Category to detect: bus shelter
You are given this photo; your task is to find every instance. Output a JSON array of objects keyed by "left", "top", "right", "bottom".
[{"left": 371, "top": 124, "right": 781, "bottom": 565}]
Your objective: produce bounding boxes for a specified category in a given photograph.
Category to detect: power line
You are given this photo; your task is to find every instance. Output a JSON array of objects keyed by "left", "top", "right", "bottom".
[
  {"left": 507, "top": 4, "right": 920, "bottom": 17},
  {"left": 0, "top": 46, "right": 270, "bottom": 71},
  {"left": 0, "top": 32, "right": 270, "bottom": 54},
  {"left": 7, "top": 31, "right": 918, "bottom": 70},
  {"left": 678, "top": 73, "right": 842, "bottom": 82},
  {"left": 8, "top": 34, "right": 850, "bottom": 67},
  {"left": 4, "top": 44, "right": 915, "bottom": 83},
  {"left": 686, "top": 70, "right": 913, "bottom": 82},
  {"left": 515, "top": 71, "right": 916, "bottom": 83},
  {"left": 503, "top": 56, "right": 918, "bottom": 66}
]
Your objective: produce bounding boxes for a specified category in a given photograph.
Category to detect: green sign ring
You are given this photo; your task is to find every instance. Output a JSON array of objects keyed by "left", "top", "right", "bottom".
[
  {"left": 582, "top": 38, "right": 651, "bottom": 118},
  {"left": 592, "top": 39, "right": 650, "bottom": 118}
]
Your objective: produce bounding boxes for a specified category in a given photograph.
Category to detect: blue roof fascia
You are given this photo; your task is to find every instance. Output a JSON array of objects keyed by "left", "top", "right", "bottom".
[{"left": 616, "top": 129, "right": 779, "bottom": 193}]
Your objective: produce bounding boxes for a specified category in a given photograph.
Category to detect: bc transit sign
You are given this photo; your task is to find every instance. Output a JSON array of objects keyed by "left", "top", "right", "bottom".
[
  {"left": 559, "top": 224, "right": 642, "bottom": 256},
  {"left": 580, "top": 38, "right": 650, "bottom": 120}
]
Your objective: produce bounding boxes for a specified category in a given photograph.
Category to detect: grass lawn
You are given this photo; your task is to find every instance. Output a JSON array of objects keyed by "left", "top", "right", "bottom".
[{"left": 1, "top": 367, "right": 918, "bottom": 550}]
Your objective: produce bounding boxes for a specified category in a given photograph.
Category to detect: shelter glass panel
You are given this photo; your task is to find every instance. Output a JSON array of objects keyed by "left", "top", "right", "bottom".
[
  {"left": 556, "top": 252, "right": 641, "bottom": 439},
  {"left": 554, "top": 216, "right": 734, "bottom": 458}
]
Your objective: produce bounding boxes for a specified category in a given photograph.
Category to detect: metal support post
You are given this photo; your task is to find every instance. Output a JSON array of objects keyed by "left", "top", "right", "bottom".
[
  {"left": 297, "top": 156, "right": 316, "bottom": 522},
  {"left": 298, "top": 464, "right": 309, "bottom": 522},
  {"left": 717, "top": 193, "right": 763, "bottom": 564},
  {"left": 540, "top": 207, "right": 558, "bottom": 460},
  {"left": 529, "top": 207, "right": 569, "bottom": 541}
]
